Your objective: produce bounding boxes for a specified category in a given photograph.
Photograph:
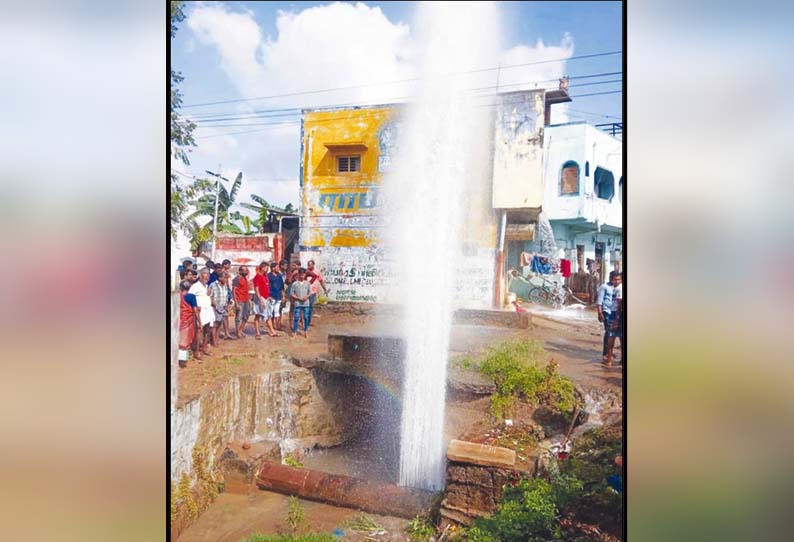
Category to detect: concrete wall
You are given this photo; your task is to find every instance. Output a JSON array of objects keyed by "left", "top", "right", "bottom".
[
  {"left": 543, "top": 122, "right": 622, "bottom": 229},
  {"left": 491, "top": 90, "right": 546, "bottom": 209},
  {"left": 299, "top": 105, "right": 498, "bottom": 308},
  {"left": 215, "top": 233, "right": 275, "bottom": 266}
]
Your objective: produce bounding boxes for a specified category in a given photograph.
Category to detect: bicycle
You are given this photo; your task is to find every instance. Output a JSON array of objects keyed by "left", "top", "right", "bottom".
[{"left": 528, "top": 275, "right": 588, "bottom": 308}]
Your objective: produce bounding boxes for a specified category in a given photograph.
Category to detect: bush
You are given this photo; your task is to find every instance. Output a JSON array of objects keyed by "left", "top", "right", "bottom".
[
  {"left": 559, "top": 427, "right": 623, "bottom": 528},
  {"left": 467, "top": 478, "right": 560, "bottom": 542},
  {"left": 475, "top": 340, "right": 578, "bottom": 420},
  {"left": 463, "top": 427, "right": 623, "bottom": 542}
]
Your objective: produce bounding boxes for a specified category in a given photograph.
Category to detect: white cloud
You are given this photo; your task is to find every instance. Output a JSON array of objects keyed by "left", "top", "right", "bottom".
[
  {"left": 498, "top": 33, "right": 575, "bottom": 123},
  {"left": 182, "top": 2, "right": 575, "bottom": 211}
]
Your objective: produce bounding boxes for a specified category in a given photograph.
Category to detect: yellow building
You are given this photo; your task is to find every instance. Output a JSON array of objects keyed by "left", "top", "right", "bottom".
[{"left": 298, "top": 89, "right": 555, "bottom": 307}]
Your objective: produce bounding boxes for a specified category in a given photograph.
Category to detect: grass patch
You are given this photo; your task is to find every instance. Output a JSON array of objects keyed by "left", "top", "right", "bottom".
[
  {"left": 471, "top": 339, "right": 578, "bottom": 420},
  {"left": 343, "top": 512, "right": 384, "bottom": 535},
  {"left": 405, "top": 516, "right": 435, "bottom": 542},
  {"left": 454, "top": 354, "right": 480, "bottom": 370},
  {"left": 488, "top": 422, "right": 543, "bottom": 453}
]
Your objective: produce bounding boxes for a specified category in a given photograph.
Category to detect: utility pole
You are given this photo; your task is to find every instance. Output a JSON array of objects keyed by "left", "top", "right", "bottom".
[{"left": 206, "top": 167, "right": 229, "bottom": 261}]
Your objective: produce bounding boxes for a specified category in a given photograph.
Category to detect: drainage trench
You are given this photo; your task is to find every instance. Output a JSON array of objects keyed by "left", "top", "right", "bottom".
[{"left": 170, "top": 348, "right": 413, "bottom": 535}]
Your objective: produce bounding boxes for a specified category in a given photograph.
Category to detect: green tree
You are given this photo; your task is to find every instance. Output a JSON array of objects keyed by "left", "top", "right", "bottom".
[
  {"left": 186, "top": 172, "right": 248, "bottom": 251},
  {"left": 170, "top": 1, "right": 210, "bottom": 239},
  {"left": 240, "top": 195, "right": 272, "bottom": 231},
  {"left": 284, "top": 202, "right": 296, "bottom": 214}
]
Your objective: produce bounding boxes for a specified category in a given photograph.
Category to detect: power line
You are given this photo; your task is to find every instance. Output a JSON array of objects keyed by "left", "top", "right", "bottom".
[
  {"left": 194, "top": 89, "right": 623, "bottom": 130},
  {"left": 181, "top": 50, "right": 621, "bottom": 109},
  {"left": 188, "top": 70, "right": 623, "bottom": 121},
  {"left": 568, "top": 78, "right": 621, "bottom": 88},
  {"left": 568, "top": 90, "right": 622, "bottom": 98},
  {"left": 568, "top": 108, "right": 622, "bottom": 121},
  {"left": 191, "top": 79, "right": 622, "bottom": 129}
]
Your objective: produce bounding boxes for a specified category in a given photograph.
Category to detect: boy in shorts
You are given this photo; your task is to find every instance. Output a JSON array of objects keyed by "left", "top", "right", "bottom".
[{"left": 267, "top": 261, "right": 285, "bottom": 333}]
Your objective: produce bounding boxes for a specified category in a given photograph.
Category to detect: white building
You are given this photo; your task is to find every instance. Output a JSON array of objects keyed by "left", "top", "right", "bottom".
[{"left": 542, "top": 121, "right": 623, "bottom": 282}]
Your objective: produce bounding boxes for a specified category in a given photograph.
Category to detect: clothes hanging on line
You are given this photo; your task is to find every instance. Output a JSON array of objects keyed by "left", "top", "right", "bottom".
[
  {"left": 560, "top": 259, "right": 572, "bottom": 278},
  {"left": 531, "top": 255, "right": 553, "bottom": 275}
]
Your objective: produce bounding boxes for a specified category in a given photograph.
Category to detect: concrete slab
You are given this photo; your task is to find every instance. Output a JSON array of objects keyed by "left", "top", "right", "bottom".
[{"left": 446, "top": 439, "right": 516, "bottom": 468}]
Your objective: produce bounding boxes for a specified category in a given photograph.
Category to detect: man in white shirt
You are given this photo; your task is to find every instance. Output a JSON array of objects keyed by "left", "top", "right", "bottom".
[{"left": 189, "top": 269, "right": 215, "bottom": 356}]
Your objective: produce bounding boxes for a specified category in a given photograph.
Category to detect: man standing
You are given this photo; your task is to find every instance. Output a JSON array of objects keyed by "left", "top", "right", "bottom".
[
  {"left": 252, "top": 262, "right": 275, "bottom": 339},
  {"left": 289, "top": 268, "right": 312, "bottom": 339},
  {"left": 210, "top": 271, "right": 231, "bottom": 343},
  {"left": 189, "top": 269, "right": 215, "bottom": 357},
  {"left": 306, "top": 259, "right": 328, "bottom": 320},
  {"left": 279, "top": 260, "right": 292, "bottom": 324},
  {"left": 232, "top": 265, "right": 251, "bottom": 338},
  {"left": 209, "top": 262, "right": 223, "bottom": 285},
  {"left": 596, "top": 271, "right": 622, "bottom": 367},
  {"left": 267, "top": 261, "right": 285, "bottom": 333},
  {"left": 178, "top": 259, "right": 194, "bottom": 280},
  {"left": 613, "top": 278, "right": 623, "bottom": 363}
]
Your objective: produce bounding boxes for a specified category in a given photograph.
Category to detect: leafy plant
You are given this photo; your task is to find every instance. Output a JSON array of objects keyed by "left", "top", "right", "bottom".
[
  {"left": 284, "top": 455, "right": 303, "bottom": 468},
  {"left": 286, "top": 496, "right": 307, "bottom": 535},
  {"left": 474, "top": 340, "right": 578, "bottom": 420},
  {"left": 405, "top": 516, "right": 435, "bottom": 542},
  {"left": 463, "top": 427, "right": 622, "bottom": 542},
  {"left": 468, "top": 478, "right": 559, "bottom": 542},
  {"left": 558, "top": 427, "right": 623, "bottom": 528},
  {"left": 240, "top": 194, "right": 273, "bottom": 232}
]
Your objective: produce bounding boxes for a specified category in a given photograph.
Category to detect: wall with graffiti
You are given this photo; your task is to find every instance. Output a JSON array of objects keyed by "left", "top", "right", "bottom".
[{"left": 299, "top": 104, "right": 498, "bottom": 308}]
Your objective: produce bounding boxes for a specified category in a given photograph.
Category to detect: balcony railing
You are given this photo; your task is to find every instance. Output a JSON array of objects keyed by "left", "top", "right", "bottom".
[{"left": 595, "top": 122, "right": 623, "bottom": 137}]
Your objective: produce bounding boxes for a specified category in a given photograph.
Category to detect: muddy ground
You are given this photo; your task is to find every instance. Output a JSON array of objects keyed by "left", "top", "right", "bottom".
[
  {"left": 175, "top": 304, "right": 622, "bottom": 542},
  {"left": 178, "top": 304, "right": 621, "bottom": 404}
]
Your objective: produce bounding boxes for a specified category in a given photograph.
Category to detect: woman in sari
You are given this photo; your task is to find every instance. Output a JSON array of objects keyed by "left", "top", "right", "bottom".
[{"left": 178, "top": 280, "right": 197, "bottom": 367}]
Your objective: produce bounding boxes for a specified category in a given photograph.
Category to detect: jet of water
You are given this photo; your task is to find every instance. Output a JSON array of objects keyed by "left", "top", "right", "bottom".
[{"left": 381, "top": 1, "right": 501, "bottom": 491}]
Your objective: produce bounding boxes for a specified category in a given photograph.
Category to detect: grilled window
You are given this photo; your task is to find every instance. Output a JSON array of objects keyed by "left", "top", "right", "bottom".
[{"left": 337, "top": 155, "right": 361, "bottom": 173}]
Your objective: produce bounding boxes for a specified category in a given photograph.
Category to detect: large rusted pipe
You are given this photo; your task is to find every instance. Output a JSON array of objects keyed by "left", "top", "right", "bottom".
[{"left": 256, "top": 462, "right": 433, "bottom": 519}]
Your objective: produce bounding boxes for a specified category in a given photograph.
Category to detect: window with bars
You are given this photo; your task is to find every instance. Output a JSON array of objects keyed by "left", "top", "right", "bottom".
[{"left": 337, "top": 155, "right": 361, "bottom": 173}]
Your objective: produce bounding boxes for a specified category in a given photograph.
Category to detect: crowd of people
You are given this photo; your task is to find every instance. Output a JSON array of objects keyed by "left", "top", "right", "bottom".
[{"left": 176, "top": 258, "right": 328, "bottom": 367}]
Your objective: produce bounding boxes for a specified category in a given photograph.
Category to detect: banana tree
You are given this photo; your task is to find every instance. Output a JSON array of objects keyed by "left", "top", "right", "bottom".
[
  {"left": 186, "top": 171, "right": 245, "bottom": 250},
  {"left": 239, "top": 194, "right": 272, "bottom": 231}
]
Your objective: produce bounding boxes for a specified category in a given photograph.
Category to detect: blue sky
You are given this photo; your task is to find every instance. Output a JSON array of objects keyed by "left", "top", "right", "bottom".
[{"left": 170, "top": 1, "right": 622, "bottom": 249}]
